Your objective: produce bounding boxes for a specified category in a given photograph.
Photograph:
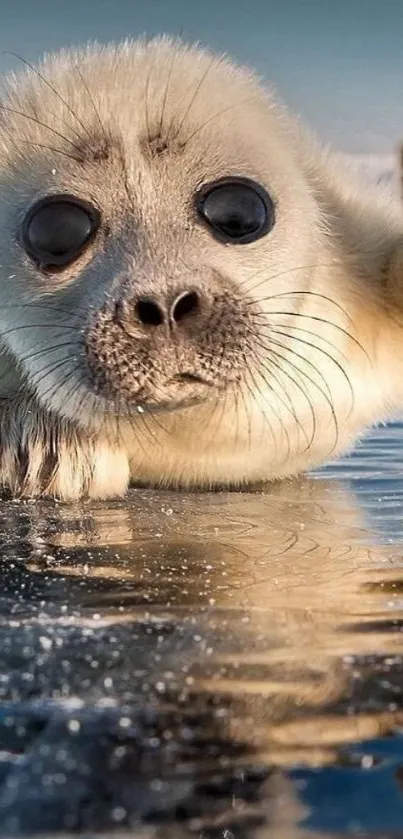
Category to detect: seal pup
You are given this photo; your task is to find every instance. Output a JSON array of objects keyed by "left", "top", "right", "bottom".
[{"left": 0, "top": 36, "right": 402, "bottom": 500}]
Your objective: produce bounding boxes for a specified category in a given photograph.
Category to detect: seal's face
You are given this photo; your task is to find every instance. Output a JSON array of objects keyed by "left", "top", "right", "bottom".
[{"left": 0, "top": 38, "right": 387, "bottom": 486}]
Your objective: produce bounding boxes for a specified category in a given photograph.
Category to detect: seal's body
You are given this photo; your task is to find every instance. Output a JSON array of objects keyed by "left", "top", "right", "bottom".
[{"left": 0, "top": 37, "right": 402, "bottom": 499}]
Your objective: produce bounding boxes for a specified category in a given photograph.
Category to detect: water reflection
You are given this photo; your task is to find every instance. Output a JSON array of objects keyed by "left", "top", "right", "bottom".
[{"left": 0, "top": 432, "right": 403, "bottom": 835}]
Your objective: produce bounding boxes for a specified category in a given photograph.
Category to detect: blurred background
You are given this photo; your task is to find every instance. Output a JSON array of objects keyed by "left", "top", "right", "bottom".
[{"left": 0, "top": 0, "right": 401, "bottom": 183}]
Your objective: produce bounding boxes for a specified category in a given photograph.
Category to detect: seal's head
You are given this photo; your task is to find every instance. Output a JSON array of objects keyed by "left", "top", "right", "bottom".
[{"left": 0, "top": 37, "right": 402, "bottom": 493}]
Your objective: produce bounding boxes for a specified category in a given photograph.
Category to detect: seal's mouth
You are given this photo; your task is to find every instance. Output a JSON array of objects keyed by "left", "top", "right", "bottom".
[
  {"left": 136, "top": 374, "right": 219, "bottom": 411},
  {"left": 90, "top": 370, "right": 221, "bottom": 419},
  {"left": 170, "top": 372, "right": 213, "bottom": 386}
]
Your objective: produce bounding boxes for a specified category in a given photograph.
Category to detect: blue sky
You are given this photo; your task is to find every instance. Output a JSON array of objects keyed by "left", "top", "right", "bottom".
[{"left": 0, "top": 0, "right": 402, "bottom": 153}]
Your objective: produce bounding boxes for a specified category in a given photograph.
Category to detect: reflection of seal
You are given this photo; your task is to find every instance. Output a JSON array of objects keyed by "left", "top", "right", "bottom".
[{"left": 0, "top": 37, "right": 402, "bottom": 500}]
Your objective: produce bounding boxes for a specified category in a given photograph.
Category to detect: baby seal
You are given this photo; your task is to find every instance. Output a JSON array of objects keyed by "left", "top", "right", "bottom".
[{"left": 0, "top": 36, "right": 402, "bottom": 500}]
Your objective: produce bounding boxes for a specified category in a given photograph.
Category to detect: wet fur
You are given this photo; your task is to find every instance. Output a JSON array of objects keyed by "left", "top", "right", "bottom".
[{"left": 0, "top": 37, "right": 402, "bottom": 500}]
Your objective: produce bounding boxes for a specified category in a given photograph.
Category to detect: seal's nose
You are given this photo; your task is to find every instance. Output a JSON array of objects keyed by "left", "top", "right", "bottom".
[{"left": 115, "top": 289, "right": 202, "bottom": 331}]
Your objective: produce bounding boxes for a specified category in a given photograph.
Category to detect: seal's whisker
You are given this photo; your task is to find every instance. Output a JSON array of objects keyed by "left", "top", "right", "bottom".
[
  {"left": 239, "top": 262, "right": 347, "bottom": 297},
  {"left": 75, "top": 385, "right": 100, "bottom": 438},
  {"left": 205, "top": 385, "right": 230, "bottom": 456},
  {"left": 112, "top": 393, "right": 124, "bottom": 447},
  {"left": 190, "top": 386, "right": 223, "bottom": 451},
  {"left": 131, "top": 403, "right": 164, "bottom": 450},
  {"left": 4, "top": 51, "right": 95, "bottom": 146},
  {"left": 169, "top": 53, "right": 219, "bottom": 142},
  {"left": 255, "top": 307, "right": 367, "bottom": 359},
  {"left": 258, "top": 338, "right": 339, "bottom": 455},
  {"left": 5, "top": 303, "right": 89, "bottom": 323},
  {"left": 143, "top": 52, "right": 155, "bottom": 144},
  {"left": 268, "top": 326, "right": 355, "bottom": 418},
  {"left": 242, "top": 337, "right": 313, "bottom": 451},
  {"left": 0, "top": 104, "right": 81, "bottom": 154},
  {"left": 73, "top": 60, "right": 105, "bottom": 138},
  {"left": 143, "top": 405, "right": 170, "bottom": 438},
  {"left": 31, "top": 358, "right": 82, "bottom": 408},
  {"left": 157, "top": 45, "right": 178, "bottom": 143},
  {"left": 262, "top": 321, "right": 352, "bottom": 360},
  {"left": 1, "top": 98, "right": 88, "bottom": 163},
  {"left": 247, "top": 371, "right": 291, "bottom": 460},
  {"left": 229, "top": 382, "right": 241, "bottom": 455},
  {"left": 254, "top": 332, "right": 334, "bottom": 404},
  {"left": 239, "top": 263, "right": 322, "bottom": 294},
  {"left": 247, "top": 342, "right": 310, "bottom": 454},
  {"left": 182, "top": 95, "right": 257, "bottom": 146},
  {"left": 0, "top": 341, "right": 78, "bottom": 392},
  {"left": 0, "top": 323, "right": 81, "bottom": 339},
  {"left": 17, "top": 140, "right": 81, "bottom": 163},
  {"left": 252, "top": 342, "right": 318, "bottom": 450},
  {"left": 241, "top": 349, "right": 292, "bottom": 456},
  {"left": 18, "top": 340, "right": 80, "bottom": 365},
  {"left": 245, "top": 284, "right": 353, "bottom": 325},
  {"left": 29, "top": 355, "right": 78, "bottom": 392},
  {"left": 124, "top": 402, "right": 160, "bottom": 462}
]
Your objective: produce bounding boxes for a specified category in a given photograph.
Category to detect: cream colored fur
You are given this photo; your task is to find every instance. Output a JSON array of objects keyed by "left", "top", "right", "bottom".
[{"left": 0, "top": 36, "right": 402, "bottom": 500}]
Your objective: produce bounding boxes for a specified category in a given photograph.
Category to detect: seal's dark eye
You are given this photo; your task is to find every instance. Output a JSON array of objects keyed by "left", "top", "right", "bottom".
[
  {"left": 21, "top": 195, "right": 100, "bottom": 269},
  {"left": 196, "top": 176, "right": 275, "bottom": 244}
]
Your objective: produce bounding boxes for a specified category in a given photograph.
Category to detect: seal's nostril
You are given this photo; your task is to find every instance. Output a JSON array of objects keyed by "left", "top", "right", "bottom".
[
  {"left": 136, "top": 298, "right": 165, "bottom": 327},
  {"left": 172, "top": 290, "right": 200, "bottom": 323}
]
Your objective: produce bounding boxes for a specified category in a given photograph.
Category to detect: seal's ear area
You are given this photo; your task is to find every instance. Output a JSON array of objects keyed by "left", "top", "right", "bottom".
[{"left": 313, "top": 160, "right": 403, "bottom": 317}]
